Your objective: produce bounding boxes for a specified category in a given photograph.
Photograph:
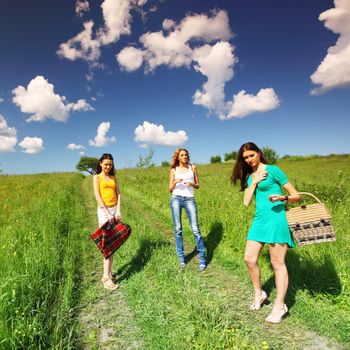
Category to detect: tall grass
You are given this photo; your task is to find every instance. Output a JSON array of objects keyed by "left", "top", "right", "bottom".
[
  {"left": 0, "top": 155, "right": 348, "bottom": 349},
  {"left": 0, "top": 173, "right": 86, "bottom": 349},
  {"left": 117, "top": 155, "right": 350, "bottom": 345}
]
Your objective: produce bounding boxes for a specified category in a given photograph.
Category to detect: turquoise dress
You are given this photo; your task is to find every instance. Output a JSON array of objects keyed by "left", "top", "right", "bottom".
[{"left": 247, "top": 165, "right": 295, "bottom": 248}]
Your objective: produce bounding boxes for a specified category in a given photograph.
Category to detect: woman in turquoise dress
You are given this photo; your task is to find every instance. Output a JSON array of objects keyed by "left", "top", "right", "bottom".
[{"left": 231, "top": 142, "right": 301, "bottom": 323}]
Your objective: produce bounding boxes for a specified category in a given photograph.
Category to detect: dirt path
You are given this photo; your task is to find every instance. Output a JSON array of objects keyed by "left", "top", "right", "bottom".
[{"left": 76, "top": 178, "right": 145, "bottom": 350}]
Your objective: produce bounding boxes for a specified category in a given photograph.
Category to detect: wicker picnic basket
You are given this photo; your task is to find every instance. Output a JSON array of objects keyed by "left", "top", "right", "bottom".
[{"left": 286, "top": 192, "right": 336, "bottom": 246}]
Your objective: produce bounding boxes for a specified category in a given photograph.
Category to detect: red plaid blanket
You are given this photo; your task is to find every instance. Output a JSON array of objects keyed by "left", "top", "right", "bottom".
[{"left": 90, "top": 221, "right": 131, "bottom": 259}]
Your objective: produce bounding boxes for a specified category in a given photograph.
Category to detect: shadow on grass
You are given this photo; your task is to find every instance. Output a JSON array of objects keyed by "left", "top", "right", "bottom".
[
  {"left": 205, "top": 222, "right": 224, "bottom": 264},
  {"left": 262, "top": 251, "right": 341, "bottom": 309},
  {"left": 116, "top": 238, "right": 171, "bottom": 281},
  {"left": 184, "top": 222, "right": 224, "bottom": 265}
]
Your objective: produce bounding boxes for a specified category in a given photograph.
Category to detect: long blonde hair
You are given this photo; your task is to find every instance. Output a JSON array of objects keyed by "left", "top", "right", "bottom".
[{"left": 170, "top": 148, "right": 190, "bottom": 169}]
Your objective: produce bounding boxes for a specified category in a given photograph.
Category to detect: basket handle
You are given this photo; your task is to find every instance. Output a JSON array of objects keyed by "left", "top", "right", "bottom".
[{"left": 296, "top": 192, "right": 323, "bottom": 204}]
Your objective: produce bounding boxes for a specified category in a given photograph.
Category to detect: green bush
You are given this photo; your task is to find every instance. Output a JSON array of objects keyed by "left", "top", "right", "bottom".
[
  {"left": 224, "top": 151, "right": 237, "bottom": 162},
  {"left": 210, "top": 155, "right": 222, "bottom": 163},
  {"left": 261, "top": 146, "right": 278, "bottom": 164}
]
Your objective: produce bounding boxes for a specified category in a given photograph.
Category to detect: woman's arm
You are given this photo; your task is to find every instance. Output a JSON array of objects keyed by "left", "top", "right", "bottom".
[
  {"left": 268, "top": 182, "right": 302, "bottom": 203},
  {"left": 185, "top": 164, "right": 199, "bottom": 189},
  {"left": 243, "top": 171, "right": 267, "bottom": 206},
  {"left": 169, "top": 168, "right": 181, "bottom": 192},
  {"left": 114, "top": 176, "right": 121, "bottom": 219}
]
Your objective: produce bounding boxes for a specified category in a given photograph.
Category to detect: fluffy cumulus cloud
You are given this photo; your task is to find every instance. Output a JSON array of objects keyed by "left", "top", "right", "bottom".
[
  {"left": 226, "top": 88, "right": 280, "bottom": 119},
  {"left": 67, "top": 143, "right": 85, "bottom": 150},
  {"left": 67, "top": 99, "right": 94, "bottom": 111},
  {"left": 0, "top": 97, "right": 4, "bottom": 103},
  {"left": 311, "top": 0, "right": 350, "bottom": 94},
  {"left": 12, "top": 76, "right": 93, "bottom": 122},
  {"left": 89, "top": 122, "right": 116, "bottom": 147},
  {"left": 58, "top": 0, "right": 133, "bottom": 66},
  {"left": 192, "top": 41, "right": 237, "bottom": 119},
  {"left": 134, "top": 121, "right": 188, "bottom": 148},
  {"left": 118, "top": 9, "right": 279, "bottom": 119},
  {"left": 19, "top": 137, "right": 44, "bottom": 154},
  {"left": 121, "top": 10, "right": 232, "bottom": 72},
  {"left": 116, "top": 46, "right": 144, "bottom": 72},
  {"left": 0, "top": 115, "right": 17, "bottom": 152},
  {"left": 76, "top": 0, "right": 89, "bottom": 17}
]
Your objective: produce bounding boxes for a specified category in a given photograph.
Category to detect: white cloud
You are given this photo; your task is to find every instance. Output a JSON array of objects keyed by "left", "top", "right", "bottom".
[
  {"left": 226, "top": 88, "right": 280, "bottom": 119},
  {"left": 311, "top": 0, "right": 350, "bottom": 94},
  {"left": 134, "top": 9, "right": 232, "bottom": 72},
  {"left": 117, "top": 9, "right": 231, "bottom": 72},
  {"left": 12, "top": 76, "right": 93, "bottom": 122},
  {"left": 116, "top": 46, "right": 144, "bottom": 72},
  {"left": 192, "top": 41, "right": 237, "bottom": 119},
  {"left": 162, "top": 19, "right": 176, "bottom": 31},
  {"left": 89, "top": 122, "right": 116, "bottom": 147},
  {"left": 98, "top": 0, "right": 132, "bottom": 45},
  {"left": 76, "top": 0, "right": 89, "bottom": 17},
  {"left": 0, "top": 115, "right": 17, "bottom": 136},
  {"left": 58, "top": 0, "right": 133, "bottom": 67},
  {"left": 137, "top": 0, "right": 148, "bottom": 6},
  {"left": 134, "top": 121, "right": 188, "bottom": 147},
  {"left": 0, "top": 136, "right": 17, "bottom": 153},
  {"left": 67, "top": 143, "right": 85, "bottom": 150},
  {"left": 57, "top": 20, "right": 101, "bottom": 63},
  {"left": 0, "top": 115, "right": 17, "bottom": 153},
  {"left": 19, "top": 137, "right": 44, "bottom": 154},
  {"left": 67, "top": 98, "right": 94, "bottom": 111},
  {"left": 0, "top": 97, "right": 4, "bottom": 103},
  {"left": 118, "top": 9, "right": 279, "bottom": 119}
]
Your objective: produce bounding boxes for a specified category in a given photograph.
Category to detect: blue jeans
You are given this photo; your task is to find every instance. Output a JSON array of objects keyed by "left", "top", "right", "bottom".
[{"left": 170, "top": 195, "right": 206, "bottom": 265}]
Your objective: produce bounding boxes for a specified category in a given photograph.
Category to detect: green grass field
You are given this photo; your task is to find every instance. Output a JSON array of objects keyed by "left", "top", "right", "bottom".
[{"left": 0, "top": 155, "right": 349, "bottom": 349}]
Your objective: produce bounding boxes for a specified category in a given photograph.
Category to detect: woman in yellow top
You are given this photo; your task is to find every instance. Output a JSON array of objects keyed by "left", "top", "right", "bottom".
[{"left": 93, "top": 153, "right": 121, "bottom": 291}]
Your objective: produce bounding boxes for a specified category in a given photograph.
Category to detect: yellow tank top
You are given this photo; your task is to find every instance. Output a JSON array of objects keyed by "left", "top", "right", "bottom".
[{"left": 98, "top": 174, "right": 117, "bottom": 206}]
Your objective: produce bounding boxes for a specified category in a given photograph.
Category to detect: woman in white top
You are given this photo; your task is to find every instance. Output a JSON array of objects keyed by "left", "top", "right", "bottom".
[{"left": 169, "top": 148, "right": 206, "bottom": 270}]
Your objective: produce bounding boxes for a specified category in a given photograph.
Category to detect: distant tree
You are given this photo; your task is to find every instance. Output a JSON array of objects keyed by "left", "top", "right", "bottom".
[
  {"left": 137, "top": 149, "right": 155, "bottom": 168},
  {"left": 161, "top": 161, "right": 170, "bottom": 167},
  {"left": 261, "top": 146, "right": 278, "bottom": 164},
  {"left": 0, "top": 164, "right": 2, "bottom": 174},
  {"left": 76, "top": 156, "right": 99, "bottom": 174},
  {"left": 210, "top": 155, "right": 222, "bottom": 164},
  {"left": 224, "top": 151, "right": 237, "bottom": 162}
]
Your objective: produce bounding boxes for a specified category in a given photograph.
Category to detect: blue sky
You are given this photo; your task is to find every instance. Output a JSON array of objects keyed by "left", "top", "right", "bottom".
[{"left": 0, "top": 0, "right": 349, "bottom": 174}]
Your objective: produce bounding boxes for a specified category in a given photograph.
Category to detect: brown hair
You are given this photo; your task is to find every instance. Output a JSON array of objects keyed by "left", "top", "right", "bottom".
[
  {"left": 96, "top": 153, "right": 115, "bottom": 175},
  {"left": 230, "top": 142, "right": 268, "bottom": 191},
  {"left": 170, "top": 148, "right": 190, "bottom": 169}
]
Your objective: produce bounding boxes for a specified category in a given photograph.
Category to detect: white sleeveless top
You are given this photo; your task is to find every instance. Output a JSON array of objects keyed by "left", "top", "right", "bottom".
[{"left": 172, "top": 165, "right": 195, "bottom": 197}]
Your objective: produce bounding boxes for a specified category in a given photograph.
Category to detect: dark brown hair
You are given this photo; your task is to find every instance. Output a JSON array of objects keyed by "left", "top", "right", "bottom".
[
  {"left": 96, "top": 153, "right": 115, "bottom": 175},
  {"left": 230, "top": 142, "right": 268, "bottom": 191}
]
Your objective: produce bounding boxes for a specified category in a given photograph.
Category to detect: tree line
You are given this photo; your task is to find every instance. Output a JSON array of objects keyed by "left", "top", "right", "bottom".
[
  {"left": 210, "top": 146, "right": 278, "bottom": 164},
  {"left": 76, "top": 147, "right": 279, "bottom": 174}
]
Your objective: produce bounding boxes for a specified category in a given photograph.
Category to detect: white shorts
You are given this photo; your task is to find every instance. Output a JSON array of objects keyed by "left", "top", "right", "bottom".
[{"left": 97, "top": 206, "right": 117, "bottom": 227}]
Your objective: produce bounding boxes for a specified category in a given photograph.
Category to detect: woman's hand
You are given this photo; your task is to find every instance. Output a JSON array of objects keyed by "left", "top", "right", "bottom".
[
  {"left": 183, "top": 181, "right": 193, "bottom": 187},
  {"left": 108, "top": 213, "right": 115, "bottom": 224},
  {"left": 252, "top": 171, "right": 268, "bottom": 185},
  {"left": 115, "top": 212, "right": 121, "bottom": 222},
  {"left": 268, "top": 194, "right": 285, "bottom": 202}
]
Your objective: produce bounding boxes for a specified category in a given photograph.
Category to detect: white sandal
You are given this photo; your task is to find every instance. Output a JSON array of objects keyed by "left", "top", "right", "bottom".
[
  {"left": 265, "top": 304, "right": 288, "bottom": 324},
  {"left": 249, "top": 290, "right": 267, "bottom": 311},
  {"left": 101, "top": 277, "right": 119, "bottom": 291}
]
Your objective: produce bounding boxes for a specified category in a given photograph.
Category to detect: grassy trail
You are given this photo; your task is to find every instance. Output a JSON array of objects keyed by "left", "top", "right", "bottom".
[
  {"left": 77, "top": 175, "right": 344, "bottom": 350},
  {"left": 76, "top": 177, "right": 144, "bottom": 350},
  {"left": 120, "top": 191, "right": 343, "bottom": 350}
]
